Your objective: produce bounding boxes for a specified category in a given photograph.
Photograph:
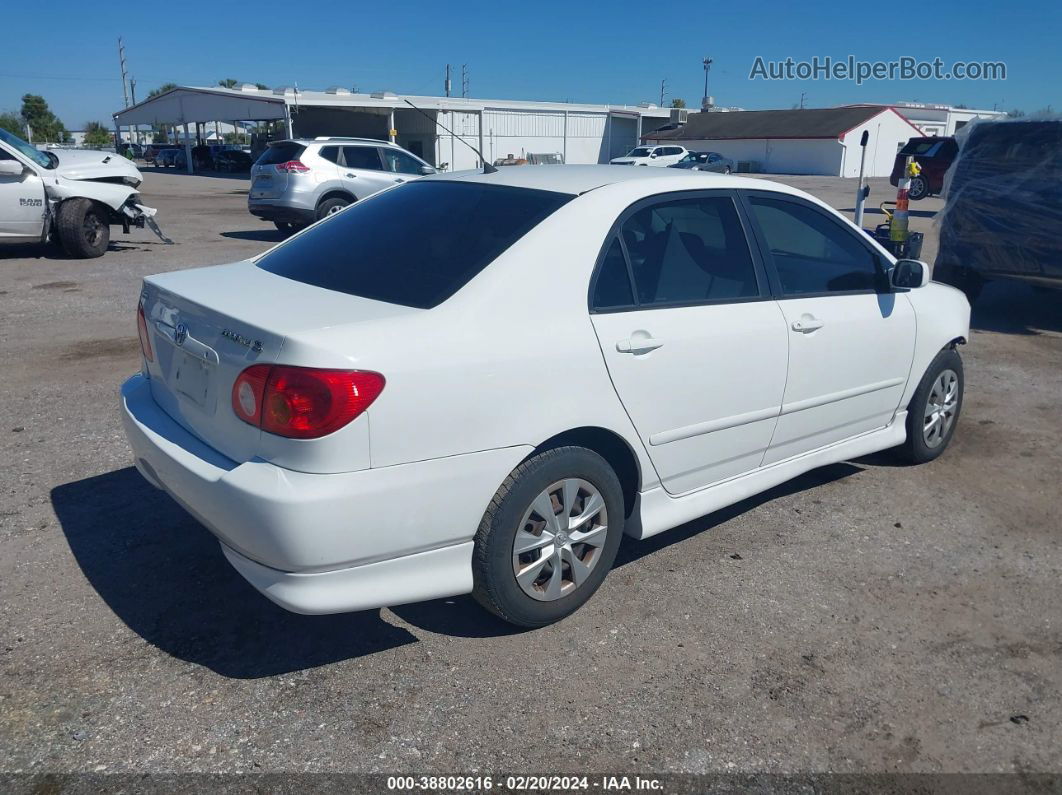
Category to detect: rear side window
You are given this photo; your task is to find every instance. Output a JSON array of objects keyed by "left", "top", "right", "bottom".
[
  {"left": 342, "top": 146, "right": 382, "bottom": 170},
  {"left": 256, "top": 181, "right": 573, "bottom": 309},
  {"left": 257, "top": 142, "right": 305, "bottom": 165},
  {"left": 748, "top": 197, "right": 880, "bottom": 295},
  {"left": 621, "top": 196, "right": 759, "bottom": 305}
]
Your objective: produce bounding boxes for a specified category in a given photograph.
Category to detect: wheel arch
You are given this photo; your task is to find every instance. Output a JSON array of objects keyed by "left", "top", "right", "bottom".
[
  {"left": 528, "top": 426, "right": 642, "bottom": 518},
  {"left": 316, "top": 189, "right": 356, "bottom": 209}
]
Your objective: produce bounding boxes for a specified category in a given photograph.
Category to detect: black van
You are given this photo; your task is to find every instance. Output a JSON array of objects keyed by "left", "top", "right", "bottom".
[{"left": 935, "top": 119, "right": 1062, "bottom": 302}]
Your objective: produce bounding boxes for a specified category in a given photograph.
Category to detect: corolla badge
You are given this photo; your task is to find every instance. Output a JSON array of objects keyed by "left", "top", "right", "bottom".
[
  {"left": 222, "top": 328, "right": 264, "bottom": 353},
  {"left": 174, "top": 323, "right": 188, "bottom": 346}
]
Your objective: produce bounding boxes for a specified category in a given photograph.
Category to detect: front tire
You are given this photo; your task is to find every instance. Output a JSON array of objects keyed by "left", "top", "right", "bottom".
[
  {"left": 472, "top": 447, "right": 625, "bottom": 627},
  {"left": 56, "top": 198, "right": 110, "bottom": 258},
  {"left": 897, "top": 348, "right": 964, "bottom": 464}
]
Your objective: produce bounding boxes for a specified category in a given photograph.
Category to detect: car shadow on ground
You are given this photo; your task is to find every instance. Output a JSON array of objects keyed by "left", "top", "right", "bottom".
[
  {"left": 51, "top": 468, "right": 417, "bottom": 679},
  {"left": 839, "top": 206, "right": 939, "bottom": 219},
  {"left": 968, "top": 281, "right": 1062, "bottom": 335},
  {"left": 0, "top": 240, "right": 166, "bottom": 261},
  {"left": 391, "top": 462, "right": 863, "bottom": 638},
  {"left": 55, "top": 462, "right": 864, "bottom": 662},
  {"left": 220, "top": 229, "right": 290, "bottom": 243}
]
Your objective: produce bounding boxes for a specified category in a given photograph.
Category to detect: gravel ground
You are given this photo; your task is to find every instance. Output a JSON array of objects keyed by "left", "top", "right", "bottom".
[{"left": 0, "top": 169, "right": 1059, "bottom": 777}]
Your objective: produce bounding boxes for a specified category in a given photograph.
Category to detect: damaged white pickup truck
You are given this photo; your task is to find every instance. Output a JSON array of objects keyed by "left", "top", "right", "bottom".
[{"left": 0, "top": 127, "right": 169, "bottom": 258}]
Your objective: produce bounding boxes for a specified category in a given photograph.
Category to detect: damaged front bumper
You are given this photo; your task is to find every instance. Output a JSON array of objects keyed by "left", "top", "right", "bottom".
[{"left": 121, "top": 201, "right": 173, "bottom": 244}]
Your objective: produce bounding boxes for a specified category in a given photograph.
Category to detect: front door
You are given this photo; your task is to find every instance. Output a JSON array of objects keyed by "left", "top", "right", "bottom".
[
  {"left": 589, "top": 191, "right": 789, "bottom": 495},
  {"left": 741, "top": 192, "right": 917, "bottom": 465},
  {"left": 0, "top": 148, "right": 44, "bottom": 240}
]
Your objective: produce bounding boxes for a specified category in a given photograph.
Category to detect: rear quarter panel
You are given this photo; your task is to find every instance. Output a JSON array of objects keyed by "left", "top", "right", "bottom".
[{"left": 303, "top": 182, "right": 671, "bottom": 491}]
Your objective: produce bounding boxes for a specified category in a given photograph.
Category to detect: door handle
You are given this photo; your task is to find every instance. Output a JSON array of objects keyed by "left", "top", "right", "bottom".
[
  {"left": 394, "top": 178, "right": 405, "bottom": 183},
  {"left": 345, "top": 173, "right": 356, "bottom": 178},
  {"left": 791, "top": 317, "right": 824, "bottom": 333},
  {"left": 617, "top": 337, "right": 664, "bottom": 354}
]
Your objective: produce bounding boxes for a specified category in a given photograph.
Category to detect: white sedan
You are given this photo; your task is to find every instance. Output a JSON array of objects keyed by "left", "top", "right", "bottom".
[{"left": 121, "top": 166, "right": 970, "bottom": 627}]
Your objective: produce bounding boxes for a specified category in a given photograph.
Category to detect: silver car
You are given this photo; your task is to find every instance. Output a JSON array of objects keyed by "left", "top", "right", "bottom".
[
  {"left": 248, "top": 138, "right": 435, "bottom": 232},
  {"left": 668, "top": 151, "right": 735, "bottom": 174}
]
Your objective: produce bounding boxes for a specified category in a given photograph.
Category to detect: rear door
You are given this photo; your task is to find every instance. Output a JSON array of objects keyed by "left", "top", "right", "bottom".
[
  {"left": 340, "top": 145, "right": 397, "bottom": 198},
  {"left": 741, "top": 191, "right": 916, "bottom": 464},
  {"left": 589, "top": 190, "right": 789, "bottom": 495}
]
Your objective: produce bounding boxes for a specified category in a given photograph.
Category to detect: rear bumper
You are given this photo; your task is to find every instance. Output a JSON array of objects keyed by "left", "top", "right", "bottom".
[
  {"left": 247, "top": 200, "right": 315, "bottom": 225},
  {"left": 120, "top": 373, "right": 530, "bottom": 614}
]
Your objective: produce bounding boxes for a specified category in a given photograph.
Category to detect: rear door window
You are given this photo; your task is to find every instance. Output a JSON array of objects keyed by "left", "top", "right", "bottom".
[
  {"left": 620, "top": 195, "right": 760, "bottom": 305},
  {"left": 256, "top": 181, "right": 573, "bottom": 309},
  {"left": 342, "top": 146, "right": 383, "bottom": 170}
]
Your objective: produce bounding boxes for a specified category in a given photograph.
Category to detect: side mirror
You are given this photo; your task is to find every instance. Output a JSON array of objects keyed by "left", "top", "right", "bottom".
[
  {"left": 0, "top": 160, "right": 25, "bottom": 177},
  {"left": 649, "top": 152, "right": 658, "bottom": 158},
  {"left": 891, "top": 259, "right": 931, "bottom": 289},
  {"left": 419, "top": 165, "right": 436, "bottom": 175}
]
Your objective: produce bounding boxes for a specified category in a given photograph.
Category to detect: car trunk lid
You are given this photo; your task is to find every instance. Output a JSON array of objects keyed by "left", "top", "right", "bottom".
[{"left": 140, "top": 259, "right": 414, "bottom": 465}]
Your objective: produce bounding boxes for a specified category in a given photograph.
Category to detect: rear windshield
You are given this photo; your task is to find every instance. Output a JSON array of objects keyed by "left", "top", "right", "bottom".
[
  {"left": 257, "top": 142, "right": 305, "bottom": 165},
  {"left": 255, "top": 180, "right": 574, "bottom": 308}
]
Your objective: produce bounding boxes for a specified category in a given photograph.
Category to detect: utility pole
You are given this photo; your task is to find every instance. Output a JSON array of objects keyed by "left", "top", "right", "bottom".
[
  {"left": 118, "top": 37, "right": 130, "bottom": 108},
  {"left": 799, "top": 92, "right": 807, "bottom": 110},
  {"left": 701, "top": 56, "right": 713, "bottom": 110},
  {"left": 659, "top": 78, "right": 667, "bottom": 107},
  {"left": 444, "top": 64, "right": 452, "bottom": 98},
  {"left": 461, "top": 64, "right": 469, "bottom": 98},
  {"left": 130, "top": 77, "right": 138, "bottom": 145}
]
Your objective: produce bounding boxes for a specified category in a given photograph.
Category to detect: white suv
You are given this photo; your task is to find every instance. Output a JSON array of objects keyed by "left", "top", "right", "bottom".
[
  {"left": 248, "top": 137, "right": 435, "bottom": 231},
  {"left": 610, "top": 144, "right": 687, "bottom": 167}
]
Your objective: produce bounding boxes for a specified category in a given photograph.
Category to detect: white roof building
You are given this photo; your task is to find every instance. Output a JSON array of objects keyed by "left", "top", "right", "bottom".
[{"left": 113, "top": 85, "right": 673, "bottom": 172}]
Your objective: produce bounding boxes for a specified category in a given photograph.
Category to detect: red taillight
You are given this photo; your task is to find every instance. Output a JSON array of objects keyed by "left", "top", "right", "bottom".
[
  {"left": 137, "top": 302, "right": 153, "bottom": 362},
  {"left": 275, "top": 160, "right": 309, "bottom": 174},
  {"left": 231, "top": 365, "right": 385, "bottom": 439}
]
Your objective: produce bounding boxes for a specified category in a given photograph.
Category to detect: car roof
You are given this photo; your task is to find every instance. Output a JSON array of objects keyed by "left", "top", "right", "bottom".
[
  {"left": 428, "top": 164, "right": 785, "bottom": 196},
  {"left": 279, "top": 137, "right": 404, "bottom": 148}
]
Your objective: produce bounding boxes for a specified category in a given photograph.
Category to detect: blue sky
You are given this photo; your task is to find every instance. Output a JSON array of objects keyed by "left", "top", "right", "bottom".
[{"left": 2, "top": 0, "right": 1058, "bottom": 129}]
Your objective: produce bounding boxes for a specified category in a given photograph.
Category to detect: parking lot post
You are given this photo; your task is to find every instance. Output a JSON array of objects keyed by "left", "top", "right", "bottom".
[{"left": 854, "top": 130, "right": 870, "bottom": 227}]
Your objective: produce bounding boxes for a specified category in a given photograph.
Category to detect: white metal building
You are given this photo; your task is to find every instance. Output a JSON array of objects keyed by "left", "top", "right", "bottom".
[
  {"left": 843, "top": 102, "right": 1007, "bottom": 137},
  {"left": 112, "top": 85, "right": 671, "bottom": 172},
  {"left": 645, "top": 106, "right": 923, "bottom": 177}
]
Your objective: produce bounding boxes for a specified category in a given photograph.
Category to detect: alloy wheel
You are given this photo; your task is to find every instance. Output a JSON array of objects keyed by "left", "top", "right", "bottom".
[
  {"left": 923, "top": 369, "right": 959, "bottom": 448},
  {"left": 512, "top": 478, "right": 609, "bottom": 601}
]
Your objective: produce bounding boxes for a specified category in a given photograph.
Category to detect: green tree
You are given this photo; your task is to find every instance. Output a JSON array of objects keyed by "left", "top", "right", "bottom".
[
  {"left": 254, "top": 83, "right": 269, "bottom": 90},
  {"left": 0, "top": 111, "right": 24, "bottom": 137},
  {"left": 148, "top": 83, "right": 178, "bottom": 99},
  {"left": 20, "top": 94, "right": 67, "bottom": 143},
  {"left": 1006, "top": 108, "right": 1026, "bottom": 118},
  {"left": 670, "top": 98, "right": 686, "bottom": 108},
  {"left": 83, "top": 121, "right": 112, "bottom": 148},
  {"left": 218, "top": 78, "right": 239, "bottom": 88}
]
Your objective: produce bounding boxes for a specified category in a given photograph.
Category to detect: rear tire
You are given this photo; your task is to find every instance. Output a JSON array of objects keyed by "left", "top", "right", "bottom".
[
  {"left": 56, "top": 198, "right": 110, "bottom": 259},
  {"left": 897, "top": 348, "right": 964, "bottom": 464},
  {"left": 908, "top": 175, "right": 929, "bottom": 201},
  {"left": 472, "top": 446, "right": 625, "bottom": 628},
  {"left": 315, "top": 196, "right": 350, "bottom": 221}
]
